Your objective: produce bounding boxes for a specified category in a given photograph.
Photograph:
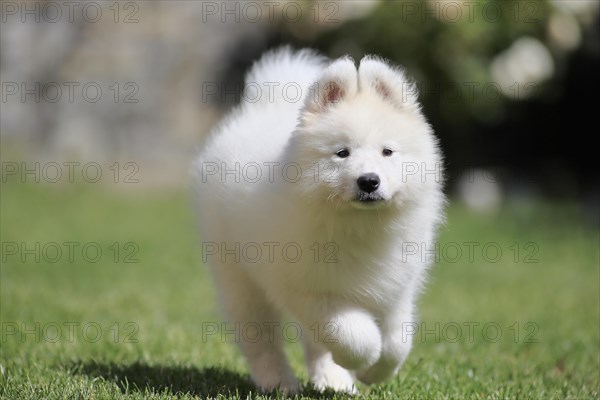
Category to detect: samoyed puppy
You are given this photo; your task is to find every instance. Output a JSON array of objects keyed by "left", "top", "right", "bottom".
[{"left": 193, "top": 48, "right": 444, "bottom": 393}]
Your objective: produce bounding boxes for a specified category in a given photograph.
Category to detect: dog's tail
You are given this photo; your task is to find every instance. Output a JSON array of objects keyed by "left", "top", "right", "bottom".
[{"left": 243, "top": 46, "right": 328, "bottom": 106}]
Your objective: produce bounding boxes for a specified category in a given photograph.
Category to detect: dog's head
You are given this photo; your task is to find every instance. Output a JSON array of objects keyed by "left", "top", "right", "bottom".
[{"left": 287, "top": 56, "right": 442, "bottom": 211}]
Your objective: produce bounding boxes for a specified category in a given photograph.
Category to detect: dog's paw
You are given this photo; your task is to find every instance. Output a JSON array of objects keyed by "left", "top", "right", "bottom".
[
  {"left": 311, "top": 364, "right": 358, "bottom": 394},
  {"left": 327, "top": 311, "right": 382, "bottom": 370}
]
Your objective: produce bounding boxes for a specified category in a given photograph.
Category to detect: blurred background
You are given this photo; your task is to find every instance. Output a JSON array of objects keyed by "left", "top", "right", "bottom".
[
  {"left": 2, "top": 0, "right": 599, "bottom": 211},
  {"left": 1, "top": 1, "right": 599, "bottom": 398}
]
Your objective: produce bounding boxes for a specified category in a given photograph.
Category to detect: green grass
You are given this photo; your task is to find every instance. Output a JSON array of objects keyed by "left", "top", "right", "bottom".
[{"left": 1, "top": 182, "right": 598, "bottom": 399}]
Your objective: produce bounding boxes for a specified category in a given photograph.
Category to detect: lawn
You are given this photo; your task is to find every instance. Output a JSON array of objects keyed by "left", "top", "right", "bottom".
[{"left": 1, "top": 182, "right": 598, "bottom": 399}]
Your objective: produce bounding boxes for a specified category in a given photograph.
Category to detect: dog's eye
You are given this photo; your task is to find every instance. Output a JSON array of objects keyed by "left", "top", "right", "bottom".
[
  {"left": 382, "top": 148, "right": 393, "bottom": 157},
  {"left": 336, "top": 149, "right": 350, "bottom": 158}
]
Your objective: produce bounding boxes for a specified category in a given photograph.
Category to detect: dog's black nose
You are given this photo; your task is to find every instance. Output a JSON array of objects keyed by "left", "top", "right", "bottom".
[{"left": 357, "top": 173, "right": 380, "bottom": 193}]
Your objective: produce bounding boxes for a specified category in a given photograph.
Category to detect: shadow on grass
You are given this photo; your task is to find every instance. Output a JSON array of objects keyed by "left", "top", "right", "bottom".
[{"left": 70, "top": 361, "right": 338, "bottom": 399}]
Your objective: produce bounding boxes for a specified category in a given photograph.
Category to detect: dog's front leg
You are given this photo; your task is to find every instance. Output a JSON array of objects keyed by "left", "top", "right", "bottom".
[
  {"left": 292, "top": 297, "right": 383, "bottom": 371},
  {"left": 355, "top": 298, "right": 415, "bottom": 384}
]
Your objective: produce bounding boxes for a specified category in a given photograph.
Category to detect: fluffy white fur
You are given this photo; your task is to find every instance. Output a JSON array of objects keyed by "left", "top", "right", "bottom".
[{"left": 193, "top": 48, "right": 444, "bottom": 393}]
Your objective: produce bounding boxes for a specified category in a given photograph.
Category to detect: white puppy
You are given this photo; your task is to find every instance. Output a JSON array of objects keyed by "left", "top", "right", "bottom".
[{"left": 193, "top": 48, "right": 444, "bottom": 393}]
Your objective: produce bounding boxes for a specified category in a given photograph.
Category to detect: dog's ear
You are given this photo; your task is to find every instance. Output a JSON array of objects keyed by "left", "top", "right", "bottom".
[
  {"left": 304, "top": 57, "right": 357, "bottom": 113},
  {"left": 358, "top": 56, "right": 418, "bottom": 109}
]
